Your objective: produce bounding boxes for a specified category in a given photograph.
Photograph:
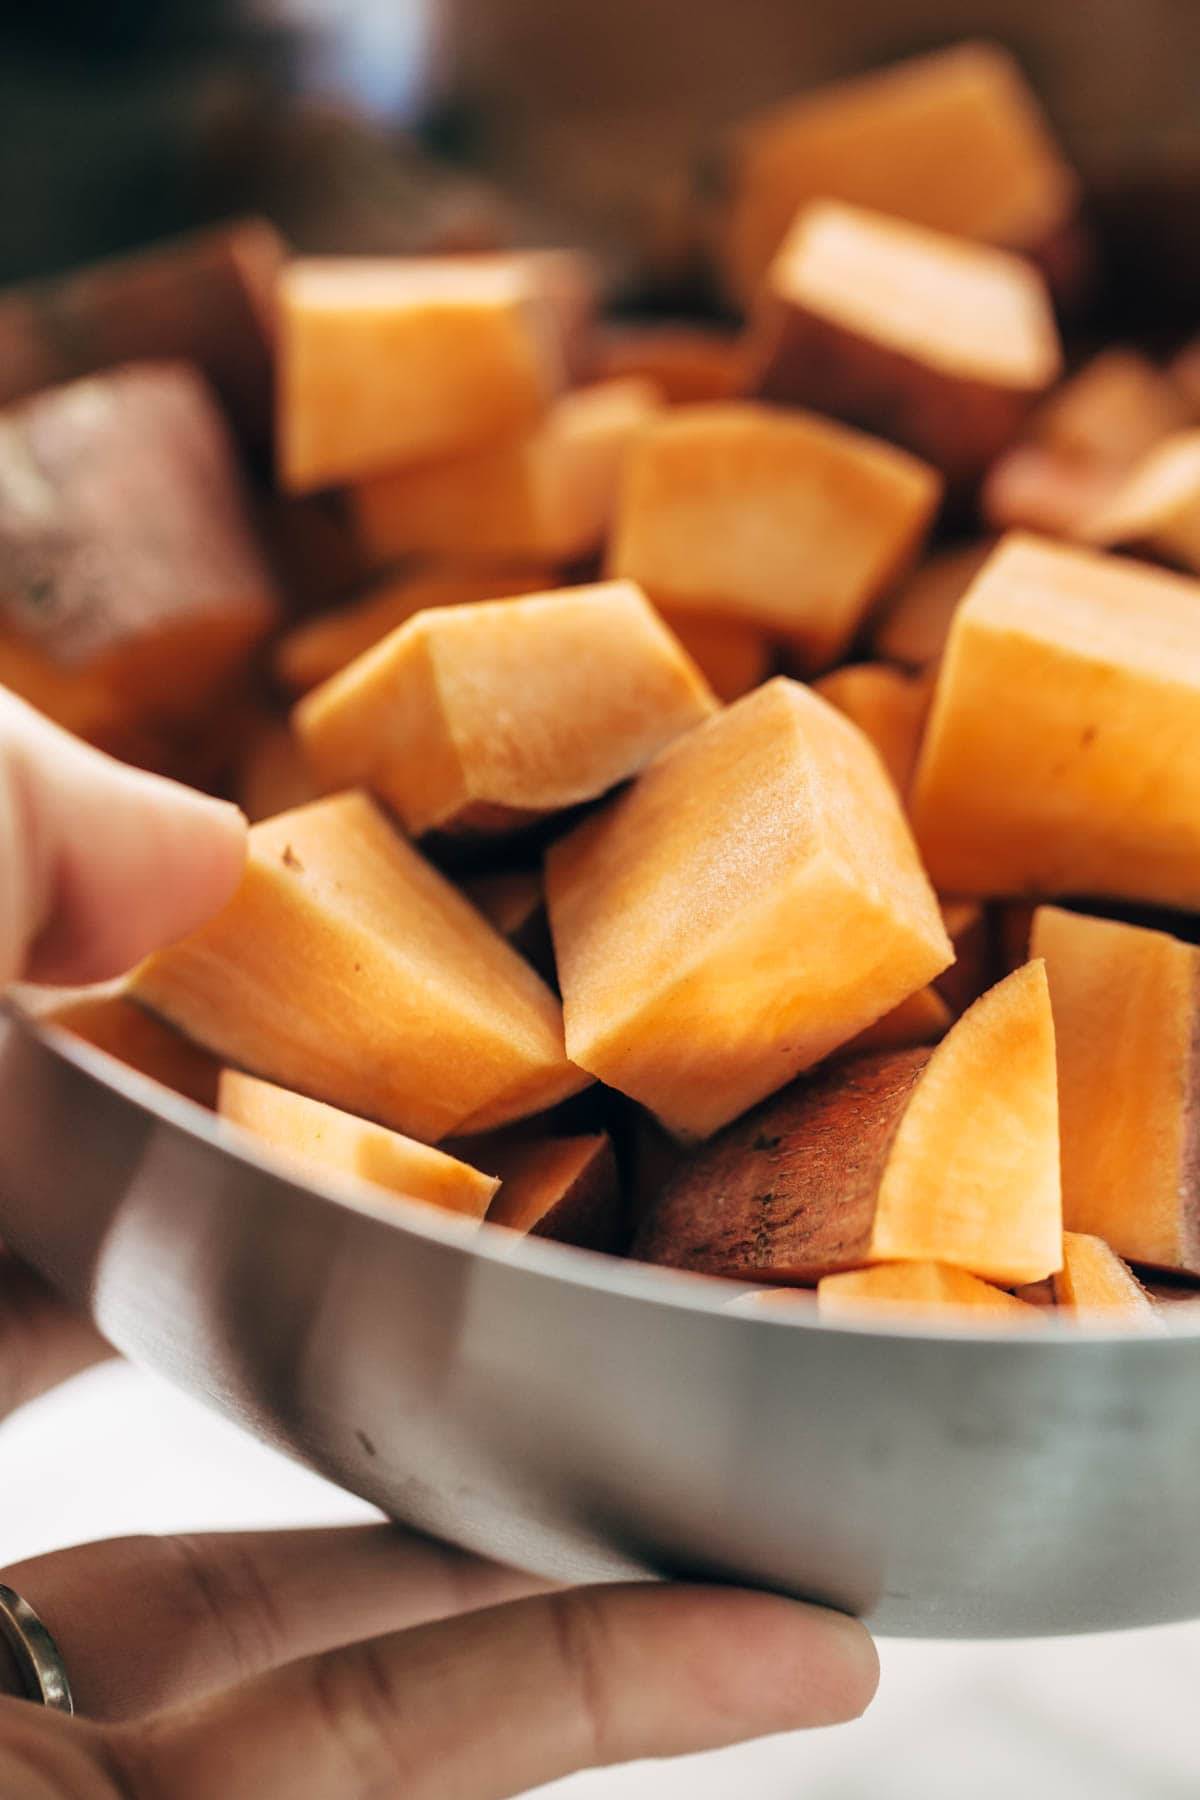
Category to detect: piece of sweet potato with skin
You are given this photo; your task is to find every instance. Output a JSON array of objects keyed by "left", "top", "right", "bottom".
[
  {"left": 218, "top": 1069, "right": 498, "bottom": 1219},
  {"left": 812, "top": 663, "right": 932, "bottom": 797},
  {"left": 660, "top": 612, "right": 773, "bottom": 703},
  {"left": 1052, "top": 1232, "right": 1160, "bottom": 1325},
  {"left": 129, "top": 792, "right": 586, "bottom": 1143},
  {"left": 274, "top": 567, "right": 553, "bottom": 694},
  {"left": 717, "top": 41, "right": 1079, "bottom": 310},
  {"left": 818, "top": 1261, "right": 1038, "bottom": 1322},
  {"left": 1032, "top": 905, "right": 1200, "bottom": 1277},
  {"left": 1081, "top": 431, "right": 1200, "bottom": 574},
  {"left": 591, "top": 325, "right": 749, "bottom": 404},
  {"left": 0, "top": 363, "right": 278, "bottom": 730},
  {"left": 350, "top": 379, "right": 659, "bottom": 567},
  {"left": 296, "top": 581, "right": 716, "bottom": 839},
  {"left": 910, "top": 533, "right": 1200, "bottom": 907},
  {"left": 633, "top": 961, "right": 1061, "bottom": 1287},
  {"left": 751, "top": 201, "right": 1062, "bottom": 488},
  {"left": 608, "top": 401, "right": 940, "bottom": 671},
  {"left": 547, "top": 677, "right": 951, "bottom": 1140},
  {"left": 35, "top": 982, "right": 221, "bottom": 1110},
  {"left": 480, "top": 1133, "right": 623, "bottom": 1251},
  {"left": 278, "top": 256, "right": 564, "bottom": 492},
  {"left": 871, "top": 540, "right": 994, "bottom": 670}
]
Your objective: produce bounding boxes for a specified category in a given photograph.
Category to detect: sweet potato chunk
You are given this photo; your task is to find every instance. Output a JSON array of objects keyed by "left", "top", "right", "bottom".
[
  {"left": 981, "top": 445, "right": 1121, "bottom": 542},
  {"left": 296, "top": 581, "right": 716, "bottom": 838},
  {"left": 936, "top": 898, "right": 991, "bottom": 1016},
  {"left": 719, "top": 41, "right": 1078, "bottom": 307},
  {"left": 462, "top": 869, "right": 554, "bottom": 981},
  {"left": 591, "top": 325, "right": 749, "bottom": 404},
  {"left": 633, "top": 961, "right": 1060, "bottom": 1284},
  {"left": 39, "top": 983, "right": 221, "bottom": 1109},
  {"left": 235, "top": 721, "right": 319, "bottom": 824},
  {"left": 1053, "top": 1232, "right": 1159, "bottom": 1324},
  {"left": 129, "top": 792, "right": 585, "bottom": 1142},
  {"left": 910, "top": 533, "right": 1200, "bottom": 906},
  {"left": 274, "top": 567, "right": 552, "bottom": 694},
  {"left": 0, "top": 364, "right": 278, "bottom": 729},
  {"left": 1082, "top": 431, "right": 1200, "bottom": 573},
  {"left": 547, "top": 677, "right": 951, "bottom": 1138},
  {"left": 482, "top": 1133, "right": 622, "bottom": 1250},
  {"left": 608, "top": 402, "right": 940, "bottom": 670},
  {"left": 812, "top": 664, "right": 931, "bottom": 796},
  {"left": 818, "top": 1261, "right": 1037, "bottom": 1321},
  {"left": 871, "top": 541, "right": 994, "bottom": 669},
  {"left": 752, "top": 201, "right": 1062, "bottom": 485},
  {"left": 1032, "top": 905, "right": 1200, "bottom": 1276},
  {"left": 218, "top": 1069, "right": 497, "bottom": 1218},
  {"left": 278, "top": 256, "right": 563, "bottom": 492},
  {"left": 846, "top": 984, "right": 951, "bottom": 1055},
  {"left": 661, "top": 614, "right": 772, "bottom": 703},
  {"left": 351, "top": 379, "right": 659, "bottom": 566}
]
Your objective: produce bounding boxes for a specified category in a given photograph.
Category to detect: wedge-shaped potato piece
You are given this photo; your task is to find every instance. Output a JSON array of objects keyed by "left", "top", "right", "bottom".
[
  {"left": 609, "top": 402, "right": 940, "bottom": 670},
  {"left": 219, "top": 1070, "right": 497, "bottom": 1218},
  {"left": 1033, "top": 905, "right": 1200, "bottom": 1275},
  {"left": 462, "top": 868, "right": 554, "bottom": 982},
  {"left": 1082, "top": 432, "right": 1200, "bottom": 573},
  {"left": 129, "top": 793, "right": 584, "bottom": 1142},
  {"left": 981, "top": 446, "right": 1120, "bottom": 542},
  {"left": 662, "top": 613, "right": 772, "bottom": 704},
  {"left": 38, "top": 983, "right": 220, "bottom": 1109},
  {"left": 482, "top": 1133, "right": 622, "bottom": 1250},
  {"left": 936, "top": 898, "right": 991, "bottom": 1017},
  {"left": 911, "top": 534, "right": 1200, "bottom": 905},
  {"left": 1053, "top": 1232, "right": 1159, "bottom": 1324},
  {"left": 275, "top": 567, "right": 552, "bottom": 694},
  {"left": 279, "top": 256, "right": 563, "bottom": 492},
  {"left": 592, "top": 325, "right": 748, "bottom": 404},
  {"left": 633, "top": 961, "right": 1060, "bottom": 1283},
  {"left": 812, "top": 663, "right": 931, "bottom": 796},
  {"left": 296, "top": 581, "right": 716, "bottom": 838},
  {"left": 0, "top": 363, "right": 278, "bottom": 729},
  {"left": 352, "top": 379, "right": 659, "bottom": 567},
  {"left": 719, "top": 41, "right": 1079, "bottom": 307},
  {"left": 871, "top": 541, "right": 993, "bottom": 669},
  {"left": 846, "top": 984, "right": 951, "bottom": 1055},
  {"left": 818, "top": 1261, "right": 1037, "bottom": 1321},
  {"left": 752, "top": 201, "right": 1062, "bottom": 485},
  {"left": 547, "top": 677, "right": 951, "bottom": 1138}
]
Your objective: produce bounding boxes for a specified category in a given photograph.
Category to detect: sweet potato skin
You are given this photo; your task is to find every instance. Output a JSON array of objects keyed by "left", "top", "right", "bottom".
[
  {"left": 484, "top": 1133, "right": 624, "bottom": 1251},
  {"left": 633, "top": 1050, "right": 929, "bottom": 1281}
]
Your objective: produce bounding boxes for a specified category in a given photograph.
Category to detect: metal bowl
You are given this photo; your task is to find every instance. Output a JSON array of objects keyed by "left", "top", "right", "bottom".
[{"left": 3, "top": 1002, "right": 1199, "bottom": 1639}]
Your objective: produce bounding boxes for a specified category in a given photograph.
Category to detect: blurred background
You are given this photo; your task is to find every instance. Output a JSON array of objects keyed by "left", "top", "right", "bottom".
[{"left": 2, "top": 4, "right": 1199, "bottom": 1795}]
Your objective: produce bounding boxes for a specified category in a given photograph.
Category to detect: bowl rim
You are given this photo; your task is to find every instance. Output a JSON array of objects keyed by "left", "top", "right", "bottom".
[{"left": 14, "top": 996, "right": 1198, "bottom": 1353}]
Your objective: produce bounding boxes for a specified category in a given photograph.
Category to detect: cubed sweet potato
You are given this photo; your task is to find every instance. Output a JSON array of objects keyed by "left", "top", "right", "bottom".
[
  {"left": 717, "top": 41, "right": 1079, "bottom": 308},
  {"left": 350, "top": 379, "right": 659, "bottom": 566},
  {"left": 1032, "top": 905, "right": 1200, "bottom": 1277},
  {"left": 1052, "top": 1231, "right": 1159, "bottom": 1324},
  {"left": 812, "top": 663, "right": 932, "bottom": 796},
  {"left": 1082, "top": 431, "right": 1200, "bottom": 573},
  {"left": 462, "top": 868, "right": 555, "bottom": 983},
  {"left": 608, "top": 401, "right": 940, "bottom": 671},
  {"left": 845, "top": 984, "right": 952, "bottom": 1055},
  {"left": 547, "top": 677, "right": 951, "bottom": 1138},
  {"left": 129, "top": 792, "right": 586, "bottom": 1142},
  {"left": 482, "top": 1133, "right": 623, "bottom": 1250},
  {"left": 936, "top": 898, "right": 992, "bottom": 1017},
  {"left": 295, "top": 581, "right": 716, "bottom": 838},
  {"left": 219, "top": 1069, "right": 498, "bottom": 1218},
  {"left": 911, "top": 533, "right": 1200, "bottom": 906},
  {"left": 818, "top": 1261, "right": 1037, "bottom": 1321},
  {"left": 871, "top": 540, "right": 994, "bottom": 669},
  {"left": 0, "top": 363, "right": 278, "bottom": 730},
  {"left": 591, "top": 325, "right": 749, "bottom": 404},
  {"left": 278, "top": 256, "right": 563, "bottom": 492},
  {"left": 751, "top": 201, "right": 1062, "bottom": 486},
  {"left": 633, "top": 960, "right": 1061, "bottom": 1285}
]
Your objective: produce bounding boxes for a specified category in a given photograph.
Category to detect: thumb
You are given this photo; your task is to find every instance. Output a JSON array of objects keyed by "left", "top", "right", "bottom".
[{"left": 0, "top": 689, "right": 247, "bottom": 987}]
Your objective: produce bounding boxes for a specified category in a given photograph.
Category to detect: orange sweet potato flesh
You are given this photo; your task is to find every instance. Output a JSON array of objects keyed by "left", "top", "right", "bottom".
[
  {"left": 936, "top": 898, "right": 992, "bottom": 1017},
  {"left": 129, "top": 792, "right": 586, "bottom": 1143},
  {"left": 482, "top": 1133, "right": 623, "bottom": 1250},
  {"left": 719, "top": 41, "right": 1078, "bottom": 309},
  {"left": 235, "top": 721, "right": 319, "bottom": 824},
  {"left": 548, "top": 677, "right": 951, "bottom": 1139},
  {"left": 274, "top": 568, "right": 553, "bottom": 694},
  {"left": 1033, "top": 905, "right": 1200, "bottom": 1276},
  {"left": 351, "top": 379, "right": 659, "bottom": 567},
  {"left": 219, "top": 1069, "right": 498, "bottom": 1219},
  {"left": 633, "top": 961, "right": 1061, "bottom": 1285},
  {"left": 818, "top": 1260, "right": 1037, "bottom": 1321},
  {"left": 751, "top": 201, "right": 1062, "bottom": 486},
  {"left": 38, "top": 984, "right": 221, "bottom": 1110},
  {"left": 1082, "top": 431, "right": 1200, "bottom": 574},
  {"left": 0, "top": 363, "right": 278, "bottom": 729},
  {"left": 661, "top": 614, "right": 773, "bottom": 703},
  {"left": 591, "top": 325, "right": 749, "bottom": 404},
  {"left": 846, "top": 984, "right": 951, "bottom": 1054},
  {"left": 608, "top": 401, "right": 940, "bottom": 671},
  {"left": 1053, "top": 1231, "right": 1159, "bottom": 1324},
  {"left": 981, "top": 446, "right": 1121, "bottom": 542},
  {"left": 812, "top": 663, "right": 932, "bottom": 796},
  {"left": 296, "top": 581, "right": 717, "bottom": 839},
  {"left": 871, "top": 541, "right": 994, "bottom": 669},
  {"left": 462, "top": 869, "right": 555, "bottom": 984},
  {"left": 910, "top": 533, "right": 1200, "bottom": 907},
  {"left": 278, "top": 257, "right": 563, "bottom": 492}
]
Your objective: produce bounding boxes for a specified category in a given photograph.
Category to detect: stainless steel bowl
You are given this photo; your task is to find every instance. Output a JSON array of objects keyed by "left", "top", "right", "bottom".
[{"left": 3, "top": 1001, "right": 1199, "bottom": 1639}]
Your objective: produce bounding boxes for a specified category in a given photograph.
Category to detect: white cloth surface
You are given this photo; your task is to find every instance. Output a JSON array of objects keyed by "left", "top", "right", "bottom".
[{"left": 2, "top": 1360, "right": 1197, "bottom": 1798}]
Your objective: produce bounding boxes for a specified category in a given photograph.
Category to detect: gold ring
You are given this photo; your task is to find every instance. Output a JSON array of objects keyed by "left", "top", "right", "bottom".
[{"left": 0, "top": 1583, "right": 74, "bottom": 1713}]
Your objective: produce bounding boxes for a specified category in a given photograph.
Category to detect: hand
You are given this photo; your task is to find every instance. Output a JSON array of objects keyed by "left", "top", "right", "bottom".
[{"left": 0, "top": 691, "right": 878, "bottom": 1796}]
